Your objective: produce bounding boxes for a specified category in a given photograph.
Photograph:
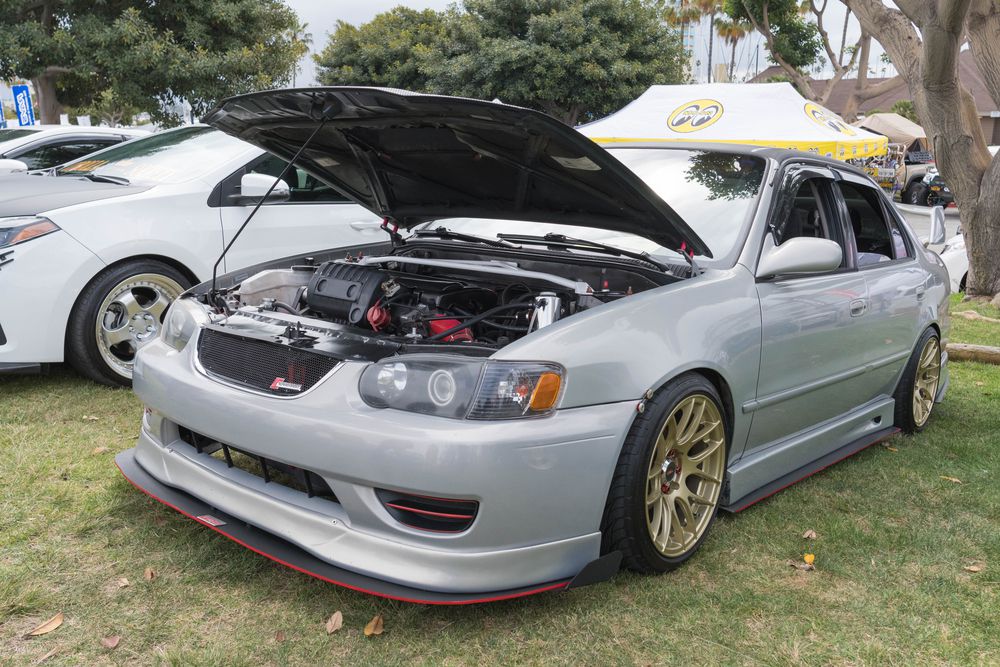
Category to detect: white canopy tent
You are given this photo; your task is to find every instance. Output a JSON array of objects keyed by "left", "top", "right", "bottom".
[{"left": 578, "top": 83, "right": 888, "bottom": 160}]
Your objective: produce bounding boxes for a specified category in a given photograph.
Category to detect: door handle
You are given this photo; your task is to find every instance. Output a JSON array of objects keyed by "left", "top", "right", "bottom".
[
  {"left": 349, "top": 220, "right": 383, "bottom": 230},
  {"left": 915, "top": 286, "right": 926, "bottom": 300},
  {"left": 850, "top": 299, "right": 868, "bottom": 317}
]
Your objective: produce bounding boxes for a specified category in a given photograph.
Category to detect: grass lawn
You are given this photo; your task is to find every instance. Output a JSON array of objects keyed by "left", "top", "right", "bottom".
[
  {"left": 2, "top": 308, "right": 999, "bottom": 664},
  {"left": 950, "top": 293, "right": 1000, "bottom": 348}
]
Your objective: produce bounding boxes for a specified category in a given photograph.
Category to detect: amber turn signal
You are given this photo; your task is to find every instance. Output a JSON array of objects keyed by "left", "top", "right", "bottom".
[{"left": 529, "top": 372, "right": 562, "bottom": 411}]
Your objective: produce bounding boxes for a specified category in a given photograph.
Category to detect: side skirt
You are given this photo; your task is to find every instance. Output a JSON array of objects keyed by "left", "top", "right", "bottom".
[{"left": 722, "top": 426, "right": 900, "bottom": 513}]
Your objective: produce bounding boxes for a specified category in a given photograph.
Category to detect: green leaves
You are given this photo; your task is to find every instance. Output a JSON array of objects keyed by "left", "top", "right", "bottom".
[
  {"left": 314, "top": 0, "right": 688, "bottom": 126},
  {"left": 0, "top": 0, "right": 306, "bottom": 124}
]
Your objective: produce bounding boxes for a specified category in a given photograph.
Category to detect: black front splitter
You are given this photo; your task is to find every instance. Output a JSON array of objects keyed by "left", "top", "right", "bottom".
[{"left": 115, "top": 449, "right": 617, "bottom": 604}]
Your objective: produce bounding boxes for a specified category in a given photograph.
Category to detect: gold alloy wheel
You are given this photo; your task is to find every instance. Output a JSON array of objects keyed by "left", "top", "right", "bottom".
[
  {"left": 645, "top": 394, "right": 726, "bottom": 558},
  {"left": 913, "top": 336, "right": 942, "bottom": 428}
]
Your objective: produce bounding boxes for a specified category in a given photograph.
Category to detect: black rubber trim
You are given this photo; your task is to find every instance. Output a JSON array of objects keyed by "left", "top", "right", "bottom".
[
  {"left": 115, "top": 449, "right": 597, "bottom": 604},
  {"left": 723, "top": 426, "right": 899, "bottom": 513},
  {"left": 0, "top": 361, "right": 42, "bottom": 374},
  {"left": 566, "top": 551, "right": 621, "bottom": 589}
]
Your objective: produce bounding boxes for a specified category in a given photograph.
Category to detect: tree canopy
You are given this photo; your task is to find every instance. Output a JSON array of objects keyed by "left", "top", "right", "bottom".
[
  {"left": 315, "top": 0, "right": 687, "bottom": 126},
  {"left": 0, "top": 0, "right": 308, "bottom": 125}
]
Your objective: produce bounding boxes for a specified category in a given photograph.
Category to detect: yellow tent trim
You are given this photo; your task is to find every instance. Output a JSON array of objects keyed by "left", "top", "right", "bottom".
[{"left": 589, "top": 136, "right": 888, "bottom": 160}]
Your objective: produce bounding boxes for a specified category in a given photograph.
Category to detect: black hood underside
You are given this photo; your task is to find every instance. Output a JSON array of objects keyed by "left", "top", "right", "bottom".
[{"left": 203, "top": 87, "right": 710, "bottom": 257}]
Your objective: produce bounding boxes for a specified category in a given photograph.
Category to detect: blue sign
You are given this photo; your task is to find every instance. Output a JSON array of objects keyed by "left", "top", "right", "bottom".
[{"left": 12, "top": 85, "right": 35, "bottom": 126}]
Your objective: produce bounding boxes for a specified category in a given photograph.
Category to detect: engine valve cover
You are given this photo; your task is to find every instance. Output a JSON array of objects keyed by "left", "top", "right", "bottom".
[{"left": 307, "top": 262, "right": 387, "bottom": 325}]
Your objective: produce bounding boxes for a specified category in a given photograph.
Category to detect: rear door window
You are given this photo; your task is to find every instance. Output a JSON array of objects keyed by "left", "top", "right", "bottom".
[{"left": 837, "top": 179, "right": 911, "bottom": 265}]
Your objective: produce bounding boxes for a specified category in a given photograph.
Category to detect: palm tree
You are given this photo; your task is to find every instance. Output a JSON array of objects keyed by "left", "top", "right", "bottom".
[
  {"left": 664, "top": 1, "right": 724, "bottom": 83},
  {"left": 714, "top": 17, "right": 750, "bottom": 82},
  {"left": 289, "top": 21, "right": 313, "bottom": 87}
]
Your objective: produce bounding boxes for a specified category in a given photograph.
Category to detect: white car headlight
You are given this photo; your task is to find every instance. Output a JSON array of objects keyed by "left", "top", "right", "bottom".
[
  {"left": 161, "top": 297, "right": 211, "bottom": 351},
  {"left": 0, "top": 216, "right": 59, "bottom": 248},
  {"left": 359, "top": 355, "right": 564, "bottom": 419}
]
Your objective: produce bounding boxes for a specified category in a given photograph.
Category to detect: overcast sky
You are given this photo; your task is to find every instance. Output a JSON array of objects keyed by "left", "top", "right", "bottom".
[{"left": 286, "top": 0, "right": 893, "bottom": 87}]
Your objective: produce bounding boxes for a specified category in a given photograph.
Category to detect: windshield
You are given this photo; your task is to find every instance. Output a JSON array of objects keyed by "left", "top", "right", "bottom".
[
  {"left": 55, "top": 126, "right": 253, "bottom": 184},
  {"left": 424, "top": 148, "right": 766, "bottom": 263}
]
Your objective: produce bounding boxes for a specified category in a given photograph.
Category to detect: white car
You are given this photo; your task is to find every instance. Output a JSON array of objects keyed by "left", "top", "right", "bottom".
[
  {"left": 0, "top": 125, "right": 384, "bottom": 385},
  {"left": 0, "top": 125, "right": 147, "bottom": 172},
  {"left": 939, "top": 231, "right": 967, "bottom": 292}
]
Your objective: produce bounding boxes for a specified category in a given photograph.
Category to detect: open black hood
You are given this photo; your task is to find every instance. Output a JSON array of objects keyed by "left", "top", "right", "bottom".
[{"left": 203, "top": 87, "right": 711, "bottom": 257}]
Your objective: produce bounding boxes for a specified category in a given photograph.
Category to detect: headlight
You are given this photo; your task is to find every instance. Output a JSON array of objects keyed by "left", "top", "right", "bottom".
[
  {"left": 942, "top": 237, "right": 965, "bottom": 254},
  {"left": 161, "top": 297, "right": 210, "bottom": 351},
  {"left": 0, "top": 216, "right": 59, "bottom": 248},
  {"left": 359, "top": 356, "right": 564, "bottom": 419}
]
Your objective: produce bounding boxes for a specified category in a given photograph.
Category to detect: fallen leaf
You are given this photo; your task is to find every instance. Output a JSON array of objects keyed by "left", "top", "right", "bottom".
[
  {"left": 274, "top": 630, "right": 286, "bottom": 642},
  {"left": 34, "top": 648, "right": 57, "bottom": 664},
  {"left": 883, "top": 445, "right": 898, "bottom": 452},
  {"left": 82, "top": 415, "right": 99, "bottom": 421},
  {"left": 100, "top": 635, "right": 121, "bottom": 650},
  {"left": 975, "top": 381, "right": 985, "bottom": 387},
  {"left": 25, "top": 613, "right": 64, "bottom": 638},
  {"left": 325, "top": 611, "right": 343, "bottom": 634},
  {"left": 940, "top": 476, "right": 963, "bottom": 484},
  {"left": 115, "top": 577, "right": 130, "bottom": 589},
  {"left": 91, "top": 446, "right": 110, "bottom": 455},
  {"left": 803, "top": 553, "right": 816, "bottom": 566},
  {"left": 788, "top": 559, "right": 815, "bottom": 572},
  {"left": 364, "top": 614, "right": 384, "bottom": 637},
  {"left": 143, "top": 567, "right": 156, "bottom": 581},
  {"left": 964, "top": 563, "right": 985, "bottom": 573},
  {"left": 802, "top": 529, "right": 817, "bottom": 539}
]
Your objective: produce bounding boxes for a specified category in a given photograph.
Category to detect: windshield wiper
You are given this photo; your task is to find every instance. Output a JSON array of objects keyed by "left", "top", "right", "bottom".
[
  {"left": 496, "top": 232, "right": 672, "bottom": 272},
  {"left": 78, "top": 173, "right": 130, "bottom": 186},
  {"left": 412, "top": 226, "right": 517, "bottom": 248}
]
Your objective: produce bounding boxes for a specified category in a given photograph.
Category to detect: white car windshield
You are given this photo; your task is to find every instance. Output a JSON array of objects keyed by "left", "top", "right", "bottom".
[
  {"left": 423, "top": 148, "right": 766, "bottom": 263},
  {"left": 55, "top": 126, "right": 252, "bottom": 184}
]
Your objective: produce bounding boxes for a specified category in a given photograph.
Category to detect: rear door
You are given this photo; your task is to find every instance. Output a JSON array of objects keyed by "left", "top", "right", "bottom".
[
  {"left": 216, "top": 153, "right": 384, "bottom": 272},
  {"left": 834, "top": 172, "right": 924, "bottom": 397},
  {"left": 746, "top": 165, "right": 872, "bottom": 458}
]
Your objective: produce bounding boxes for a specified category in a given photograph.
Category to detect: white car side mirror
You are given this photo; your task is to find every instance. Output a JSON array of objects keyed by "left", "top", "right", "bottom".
[
  {"left": 0, "top": 158, "right": 29, "bottom": 173},
  {"left": 926, "top": 205, "right": 947, "bottom": 247},
  {"left": 240, "top": 172, "right": 290, "bottom": 203},
  {"left": 757, "top": 235, "right": 843, "bottom": 279}
]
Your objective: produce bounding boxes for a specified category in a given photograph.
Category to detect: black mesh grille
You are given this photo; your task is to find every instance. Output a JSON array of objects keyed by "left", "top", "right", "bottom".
[{"left": 197, "top": 327, "right": 339, "bottom": 395}]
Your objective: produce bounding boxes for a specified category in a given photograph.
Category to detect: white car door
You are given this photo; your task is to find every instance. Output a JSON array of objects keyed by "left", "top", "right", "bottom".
[{"left": 216, "top": 153, "right": 385, "bottom": 272}]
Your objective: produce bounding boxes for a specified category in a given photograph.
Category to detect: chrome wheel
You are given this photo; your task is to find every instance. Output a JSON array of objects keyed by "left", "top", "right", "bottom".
[
  {"left": 912, "top": 336, "right": 941, "bottom": 428},
  {"left": 645, "top": 394, "right": 726, "bottom": 558},
  {"left": 95, "top": 273, "right": 183, "bottom": 379}
]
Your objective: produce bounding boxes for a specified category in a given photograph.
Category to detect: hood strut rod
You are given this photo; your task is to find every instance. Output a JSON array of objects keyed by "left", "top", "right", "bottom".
[{"left": 209, "top": 119, "right": 329, "bottom": 308}]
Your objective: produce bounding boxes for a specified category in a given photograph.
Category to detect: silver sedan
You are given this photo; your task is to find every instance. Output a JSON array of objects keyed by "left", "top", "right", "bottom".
[{"left": 116, "top": 88, "right": 950, "bottom": 604}]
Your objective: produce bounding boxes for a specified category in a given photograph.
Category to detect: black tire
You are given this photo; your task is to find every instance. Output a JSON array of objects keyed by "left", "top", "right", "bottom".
[
  {"left": 907, "top": 182, "right": 930, "bottom": 206},
  {"left": 66, "top": 259, "right": 190, "bottom": 387},
  {"left": 893, "top": 327, "right": 942, "bottom": 434},
  {"left": 601, "top": 373, "right": 729, "bottom": 573}
]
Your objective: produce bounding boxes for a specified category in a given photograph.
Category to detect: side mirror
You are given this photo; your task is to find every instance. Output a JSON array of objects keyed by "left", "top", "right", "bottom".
[
  {"left": 0, "top": 158, "right": 29, "bottom": 173},
  {"left": 926, "top": 205, "right": 946, "bottom": 247},
  {"left": 756, "top": 235, "right": 843, "bottom": 279},
  {"left": 239, "top": 172, "right": 290, "bottom": 203}
]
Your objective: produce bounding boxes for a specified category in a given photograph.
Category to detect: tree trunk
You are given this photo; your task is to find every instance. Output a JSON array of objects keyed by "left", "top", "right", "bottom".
[
  {"left": 706, "top": 11, "right": 715, "bottom": 83},
  {"left": 31, "top": 72, "right": 63, "bottom": 124},
  {"left": 946, "top": 343, "right": 1000, "bottom": 365},
  {"left": 729, "top": 42, "right": 737, "bottom": 81}
]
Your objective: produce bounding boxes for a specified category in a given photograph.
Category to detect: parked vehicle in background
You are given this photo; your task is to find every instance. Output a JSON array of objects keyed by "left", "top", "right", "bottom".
[
  {"left": 0, "top": 125, "right": 146, "bottom": 172},
  {"left": 907, "top": 167, "right": 955, "bottom": 208},
  {"left": 117, "top": 88, "right": 951, "bottom": 604},
  {"left": 0, "top": 125, "right": 384, "bottom": 386},
  {"left": 939, "top": 231, "right": 968, "bottom": 292}
]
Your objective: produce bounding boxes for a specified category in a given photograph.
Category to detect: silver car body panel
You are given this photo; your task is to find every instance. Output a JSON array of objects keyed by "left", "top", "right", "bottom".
[{"left": 125, "top": 138, "right": 951, "bottom": 597}]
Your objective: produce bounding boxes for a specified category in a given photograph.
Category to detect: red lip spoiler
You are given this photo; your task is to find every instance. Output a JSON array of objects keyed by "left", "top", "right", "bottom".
[{"left": 115, "top": 449, "right": 606, "bottom": 604}]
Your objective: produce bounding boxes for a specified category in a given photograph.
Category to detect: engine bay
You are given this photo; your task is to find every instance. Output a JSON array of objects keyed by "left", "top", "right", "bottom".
[{"left": 220, "top": 243, "right": 679, "bottom": 352}]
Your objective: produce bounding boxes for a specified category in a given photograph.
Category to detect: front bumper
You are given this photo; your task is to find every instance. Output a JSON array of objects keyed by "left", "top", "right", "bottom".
[
  {"left": 125, "top": 336, "right": 636, "bottom": 599},
  {"left": 117, "top": 448, "right": 620, "bottom": 603}
]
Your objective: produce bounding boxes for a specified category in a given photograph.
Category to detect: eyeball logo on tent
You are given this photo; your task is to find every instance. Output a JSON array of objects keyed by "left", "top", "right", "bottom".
[
  {"left": 804, "top": 102, "right": 856, "bottom": 136},
  {"left": 667, "top": 99, "right": 724, "bottom": 133}
]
